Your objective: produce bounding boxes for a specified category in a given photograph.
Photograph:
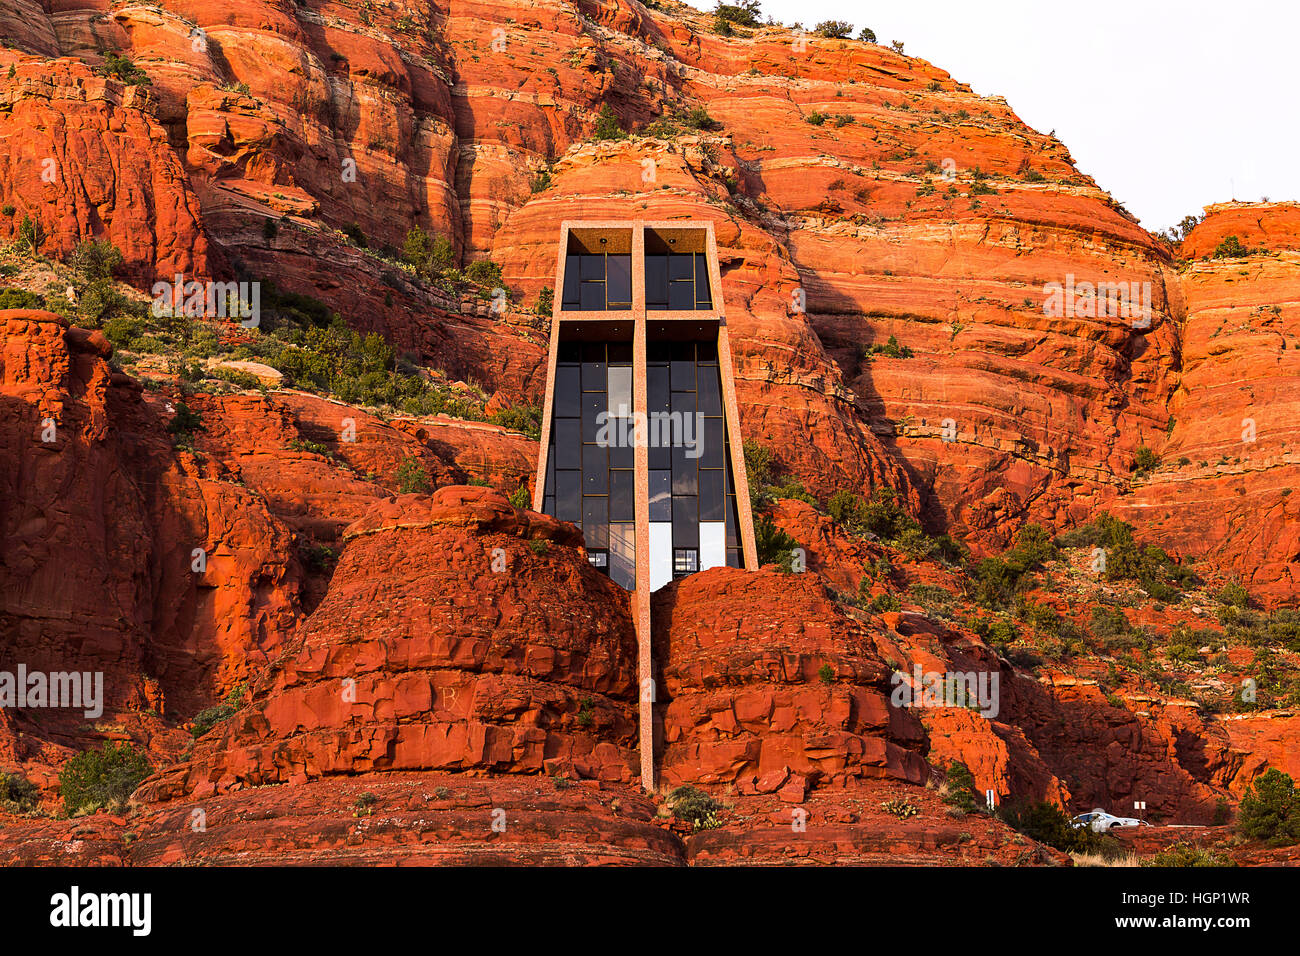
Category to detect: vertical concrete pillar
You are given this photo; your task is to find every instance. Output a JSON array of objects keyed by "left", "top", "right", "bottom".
[{"left": 630, "top": 224, "right": 654, "bottom": 791}]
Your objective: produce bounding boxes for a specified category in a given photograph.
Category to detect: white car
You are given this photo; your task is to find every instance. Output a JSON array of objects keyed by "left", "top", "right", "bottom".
[{"left": 1071, "top": 809, "right": 1151, "bottom": 832}]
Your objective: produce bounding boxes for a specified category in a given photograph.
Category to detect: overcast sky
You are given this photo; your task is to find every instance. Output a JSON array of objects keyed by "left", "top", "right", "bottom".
[{"left": 748, "top": 0, "right": 1298, "bottom": 231}]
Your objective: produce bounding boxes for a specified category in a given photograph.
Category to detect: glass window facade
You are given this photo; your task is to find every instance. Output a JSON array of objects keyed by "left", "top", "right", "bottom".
[
  {"left": 561, "top": 254, "right": 633, "bottom": 311},
  {"left": 646, "top": 340, "right": 741, "bottom": 575},
  {"left": 542, "top": 341, "right": 635, "bottom": 589},
  {"left": 645, "top": 253, "right": 712, "bottom": 311}
]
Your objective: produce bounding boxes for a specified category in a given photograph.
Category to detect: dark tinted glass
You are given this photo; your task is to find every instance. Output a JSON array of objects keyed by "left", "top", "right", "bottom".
[
  {"left": 607, "top": 255, "right": 631, "bottom": 305},
  {"left": 650, "top": 470, "right": 671, "bottom": 521},
  {"left": 580, "top": 254, "right": 606, "bottom": 280},
  {"left": 647, "top": 366, "right": 670, "bottom": 415},
  {"left": 610, "top": 470, "right": 634, "bottom": 522},
  {"left": 645, "top": 255, "right": 668, "bottom": 307},
  {"left": 669, "top": 253, "right": 694, "bottom": 280},
  {"left": 697, "top": 367, "right": 721, "bottom": 414},
  {"left": 555, "top": 365, "right": 580, "bottom": 417},
  {"left": 668, "top": 280, "right": 694, "bottom": 309},
  {"left": 582, "top": 393, "right": 604, "bottom": 441},
  {"left": 583, "top": 445, "right": 607, "bottom": 492},
  {"left": 608, "top": 438, "right": 633, "bottom": 470},
  {"left": 671, "top": 445, "right": 696, "bottom": 494},
  {"left": 555, "top": 470, "right": 581, "bottom": 522},
  {"left": 694, "top": 253, "right": 711, "bottom": 307},
  {"left": 725, "top": 496, "right": 738, "bottom": 547},
  {"left": 699, "top": 469, "right": 724, "bottom": 521},
  {"left": 670, "top": 357, "right": 694, "bottom": 391},
  {"left": 672, "top": 498, "right": 698, "bottom": 547},
  {"left": 726, "top": 548, "right": 741, "bottom": 568},
  {"left": 647, "top": 340, "right": 671, "bottom": 363},
  {"left": 671, "top": 389, "right": 696, "bottom": 419},
  {"left": 607, "top": 342, "right": 632, "bottom": 365},
  {"left": 697, "top": 339, "right": 717, "bottom": 362},
  {"left": 583, "top": 496, "right": 608, "bottom": 549},
  {"left": 554, "top": 419, "right": 581, "bottom": 469},
  {"left": 579, "top": 281, "right": 605, "bottom": 310},
  {"left": 562, "top": 256, "right": 580, "bottom": 308},
  {"left": 700, "top": 417, "right": 723, "bottom": 468},
  {"left": 581, "top": 359, "right": 606, "bottom": 390}
]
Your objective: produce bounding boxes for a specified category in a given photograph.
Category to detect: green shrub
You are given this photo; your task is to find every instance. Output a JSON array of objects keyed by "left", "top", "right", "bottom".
[
  {"left": 1212, "top": 235, "right": 1251, "bottom": 259},
  {"left": 755, "top": 515, "right": 800, "bottom": 571},
  {"left": 190, "top": 682, "right": 249, "bottom": 738},
  {"left": 818, "top": 663, "right": 834, "bottom": 684},
  {"left": 805, "top": 111, "right": 826, "bottom": 126},
  {"left": 342, "top": 222, "right": 367, "bottom": 248},
  {"left": 488, "top": 404, "right": 541, "bottom": 440},
  {"left": 867, "top": 592, "right": 901, "bottom": 613},
  {"left": 301, "top": 543, "right": 338, "bottom": 574},
  {"left": 1142, "top": 842, "right": 1236, "bottom": 867},
  {"left": 998, "top": 800, "right": 1106, "bottom": 853},
  {"left": 858, "top": 26, "right": 877, "bottom": 42},
  {"left": 59, "top": 742, "right": 151, "bottom": 815},
  {"left": 0, "top": 287, "right": 43, "bottom": 310},
  {"left": 1133, "top": 445, "right": 1159, "bottom": 476},
  {"left": 96, "top": 51, "right": 151, "bottom": 86},
  {"left": 881, "top": 797, "right": 918, "bottom": 819},
  {"left": 528, "top": 538, "right": 549, "bottom": 555},
  {"left": 536, "top": 285, "right": 553, "bottom": 316},
  {"left": 862, "top": 335, "right": 913, "bottom": 360},
  {"left": 1215, "top": 581, "right": 1251, "bottom": 609},
  {"left": 1237, "top": 769, "right": 1300, "bottom": 846},
  {"left": 666, "top": 785, "right": 724, "bottom": 830},
  {"left": 0, "top": 770, "right": 40, "bottom": 813},
  {"left": 943, "top": 761, "right": 979, "bottom": 813},
  {"left": 14, "top": 215, "right": 44, "bottom": 254},
  {"left": 713, "top": 1, "right": 761, "bottom": 26},
  {"left": 465, "top": 259, "right": 503, "bottom": 288},
  {"left": 394, "top": 456, "right": 431, "bottom": 494},
  {"left": 401, "top": 227, "right": 455, "bottom": 278},
  {"left": 592, "top": 104, "right": 626, "bottom": 141},
  {"left": 508, "top": 485, "right": 531, "bottom": 509},
  {"left": 69, "top": 239, "right": 124, "bottom": 281},
  {"left": 814, "top": 20, "right": 854, "bottom": 38},
  {"left": 168, "top": 401, "right": 205, "bottom": 440}
]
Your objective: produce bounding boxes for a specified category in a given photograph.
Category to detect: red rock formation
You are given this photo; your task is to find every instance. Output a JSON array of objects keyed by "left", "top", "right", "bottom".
[
  {"left": 0, "top": 58, "right": 212, "bottom": 280},
  {"left": 136, "top": 487, "right": 641, "bottom": 802},
  {"left": 653, "top": 567, "right": 929, "bottom": 793}
]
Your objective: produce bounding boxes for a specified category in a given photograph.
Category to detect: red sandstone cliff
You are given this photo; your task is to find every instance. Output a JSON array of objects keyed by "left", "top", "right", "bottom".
[{"left": 0, "top": 0, "right": 1295, "bottom": 865}]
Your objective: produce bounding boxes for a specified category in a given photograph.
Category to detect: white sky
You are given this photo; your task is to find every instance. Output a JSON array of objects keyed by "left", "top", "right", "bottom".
[{"left": 747, "top": 0, "right": 1298, "bottom": 231}]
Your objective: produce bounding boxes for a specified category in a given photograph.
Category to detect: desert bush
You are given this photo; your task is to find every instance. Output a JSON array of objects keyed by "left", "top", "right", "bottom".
[
  {"left": 881, "top": 797, "right": 919, "bottom": 819},
  {"left": 0, "top": 771, "right": 40, "bottom": 813},
  {"left": 666, "top": 786, "right": 724, "bottom": 830},
  {"left": 814, "top": 20, "right": 853, "bottom": 38},
  {"left": 190, "top": 682, "right": 249, "bottom": 738},
  {"left": 592, "top": 104, "right": 626, "bottom": 140},
  {"left": 0, "top": 287, "right": 42, "bottom": 310},
  {"left": 488, "top": 404, "right": 541, "bottom": 440},
  {"left": 59, "top": 742, "right": 151, "bottom": 816},
  {"left": 754, "top": 515, "right": 800, "bottom": 572},
  {"left": 1237, "top": 769, "right": 1300, "bottom": 846},
  {"left": 1142, "top": 842, "right": 1236, "bottom": 867},
  {"left": 69, "top": 239, "right": 124, "bottom": 281},
  {"left": 394, "top": 456, "right": 431, "bottom": 494},
  {"left": 942, "top": 761, "right": 979, "bottom": 813}
]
